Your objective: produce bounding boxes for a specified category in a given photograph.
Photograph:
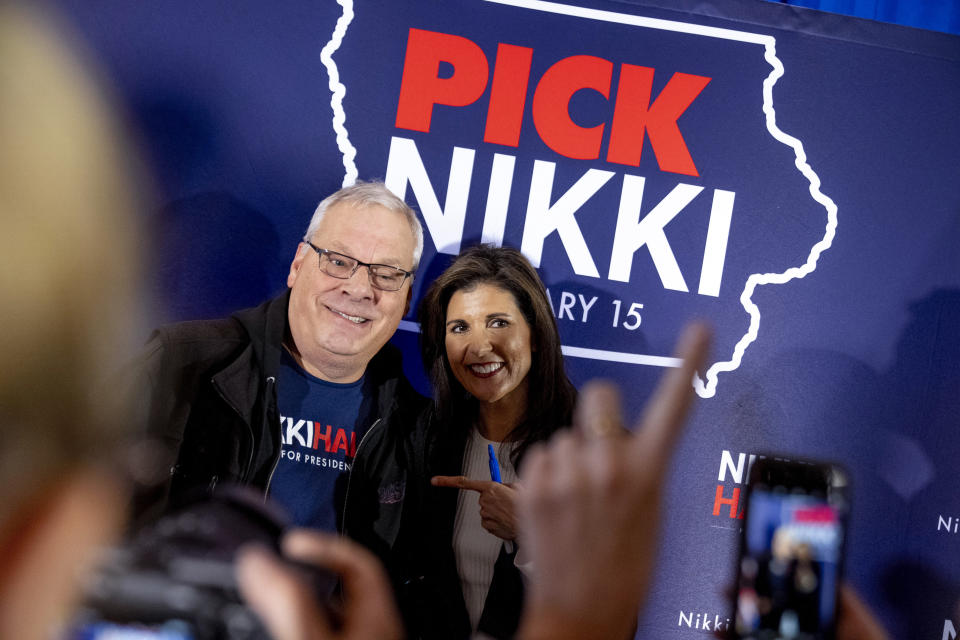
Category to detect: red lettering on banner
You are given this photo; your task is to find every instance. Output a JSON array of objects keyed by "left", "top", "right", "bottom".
[
  {"left": 313, "top": 424, "right": 332, "bottom": 452},
  {"left": 532, "top": 55, "right": 612, "bottom": 160},
  {"left": 395, "top": 28, "right": 489, "bottom": 133},
  {"left": 484, "top": 43, "right": 534, "bottom": 147},
  {"left": 713, "top": 484, "right": 743, "bottom": 519},
  {"left": 607, "top": 65, "right": 710, "bottom": 176},
  {"left": 332, "top": 428, "right": 349, "bottom": 455},
  {"left": 394, "top": 29, "right": 711, "bottom": 176}
]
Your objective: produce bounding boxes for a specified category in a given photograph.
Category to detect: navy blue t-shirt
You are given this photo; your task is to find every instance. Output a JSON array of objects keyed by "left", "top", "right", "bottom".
[{"left": 268, "top": 350, "right": 370, "bottom": 532}]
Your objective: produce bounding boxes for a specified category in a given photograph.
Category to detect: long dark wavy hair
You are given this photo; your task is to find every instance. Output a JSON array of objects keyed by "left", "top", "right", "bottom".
[{"left": 418, "top": 245, "right": 576, "bottom": 469}]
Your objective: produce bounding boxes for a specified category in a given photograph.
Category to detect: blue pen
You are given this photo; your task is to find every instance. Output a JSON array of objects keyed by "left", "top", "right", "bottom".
[{"left": 487, "top": 444, "right": 502, "bottom": 483}]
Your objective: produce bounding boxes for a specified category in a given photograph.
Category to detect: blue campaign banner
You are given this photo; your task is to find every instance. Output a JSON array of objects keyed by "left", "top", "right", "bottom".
[{"left": 52, "top": 0, "right": 960, "bottom": 637}]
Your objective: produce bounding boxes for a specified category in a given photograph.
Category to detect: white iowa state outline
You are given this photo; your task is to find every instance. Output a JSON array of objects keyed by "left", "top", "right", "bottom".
[{"left": 321, "top": 0, "right": 839, "bottom": 399}]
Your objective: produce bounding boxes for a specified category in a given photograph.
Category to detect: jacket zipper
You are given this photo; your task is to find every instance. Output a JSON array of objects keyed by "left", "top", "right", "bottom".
[
  {"left": 263, "top": 448, "right": 281, "bottom": 500},
  {"left": 340, "top": 417, "right": 383, "bottom": 532},
  {"left": 262, "top": 376, "right": 279, "bottom": 500}
]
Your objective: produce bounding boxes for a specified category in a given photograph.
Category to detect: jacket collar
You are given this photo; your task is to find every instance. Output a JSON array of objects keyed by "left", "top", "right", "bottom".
[
  {"left": 209, "top": 290, "right": 289, "bottom": 427},
  {"left": 215, "top": 288, "right": 411, "bottom": 422},
  {"left": 233, "top": 288, "right": 289, "bottom": 379}
]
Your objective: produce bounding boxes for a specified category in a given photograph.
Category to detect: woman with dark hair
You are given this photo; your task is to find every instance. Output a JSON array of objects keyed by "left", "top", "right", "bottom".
[{"left": 413, "top": 244, "right": 577, "bottom": 639}]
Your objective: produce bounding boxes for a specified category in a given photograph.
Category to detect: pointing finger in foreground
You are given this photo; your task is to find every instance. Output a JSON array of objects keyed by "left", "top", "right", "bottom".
[
  {"left": 574, "top": 381, "right": 625, "bottom": 440},
  {"left": 634, "top": 322, "right": 711, "bottom": 466},
  {"left": 515, "top": 322, "right": 711, "bottom": 640}
]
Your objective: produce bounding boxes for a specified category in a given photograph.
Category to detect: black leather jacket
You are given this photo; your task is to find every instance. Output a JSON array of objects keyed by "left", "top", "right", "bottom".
[
  {"left": 410, "top": 410, "right": 525, "bottom": 640},
  {"left": 131, "top": 290, "right": 427, "bottom": 563}
]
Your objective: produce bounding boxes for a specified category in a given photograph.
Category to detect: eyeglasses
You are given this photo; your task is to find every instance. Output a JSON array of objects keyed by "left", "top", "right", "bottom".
[{"left": 304, "top": 242, "right": 413, "bottom": 291}]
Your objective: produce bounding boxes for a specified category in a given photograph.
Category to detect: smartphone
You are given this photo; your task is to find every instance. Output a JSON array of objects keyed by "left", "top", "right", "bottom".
[
  {"left": 67, "top": 620, "right": 196, "bottom": 640},
  {"left": 732, "top": 457, "right": 849, "bottom": 640}
]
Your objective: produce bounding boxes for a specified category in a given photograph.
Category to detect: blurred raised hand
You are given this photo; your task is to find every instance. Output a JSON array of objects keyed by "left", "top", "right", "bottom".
[{"left": 517, "top": 323, "right": 711, "bottom": 640}]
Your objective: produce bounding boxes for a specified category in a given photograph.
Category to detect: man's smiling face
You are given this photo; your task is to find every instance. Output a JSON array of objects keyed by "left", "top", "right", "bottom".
[{"left": 286, "top": 202, "right": 415, "bottom": 382}]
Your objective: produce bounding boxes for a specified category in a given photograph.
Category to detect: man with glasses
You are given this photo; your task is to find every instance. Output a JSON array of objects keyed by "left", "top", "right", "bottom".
[{"left": 134, "top": 181, "right": 426, "bottom": 540}]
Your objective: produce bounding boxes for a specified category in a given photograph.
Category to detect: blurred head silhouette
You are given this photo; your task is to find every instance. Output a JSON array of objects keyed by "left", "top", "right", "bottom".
[{"left": 0, "top": 4, "right": 144, "bottom": 637}]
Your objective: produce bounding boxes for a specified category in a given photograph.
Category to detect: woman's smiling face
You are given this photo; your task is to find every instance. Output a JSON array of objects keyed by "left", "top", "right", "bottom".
[{"left": 444, "top": 283, "right": 533, "bottom": 409}]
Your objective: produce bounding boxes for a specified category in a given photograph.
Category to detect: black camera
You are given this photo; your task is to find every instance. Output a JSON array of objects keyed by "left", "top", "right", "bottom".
[{"left": 66, "top": 487, "right": 336, "bottom": 640}]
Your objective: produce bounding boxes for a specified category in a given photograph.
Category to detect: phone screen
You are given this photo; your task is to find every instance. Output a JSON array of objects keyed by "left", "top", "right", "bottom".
[
  {"left": 67, "top": 620, "right": 195, "bottom": 640},
  {"left": 733, "top": 460, "right": 847, "bottom": 640}
]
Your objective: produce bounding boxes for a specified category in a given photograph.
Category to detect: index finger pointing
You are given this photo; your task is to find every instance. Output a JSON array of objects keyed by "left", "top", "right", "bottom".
[
  {"left": 574, "top": 380, "right": 625, "bottom": 440},
  {"left": 431, "top": 475, "right": 489, "bottom": 492},
  {"left": 635, "top": 323, "right": 711, "bottom": 461}
]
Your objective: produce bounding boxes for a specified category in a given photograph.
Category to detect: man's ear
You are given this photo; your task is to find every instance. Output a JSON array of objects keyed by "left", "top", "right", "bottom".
[
  {"left": 287, "top": 243, "right": 309, "bottom": 288},
  {"left": 404, "top": 286, "right": 413, "bottom": 317}
]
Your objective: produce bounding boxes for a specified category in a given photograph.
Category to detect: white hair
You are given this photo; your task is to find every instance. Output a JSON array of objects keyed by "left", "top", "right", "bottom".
[{"left": 303, "top": 181, "right": 424, "bottom": 271}]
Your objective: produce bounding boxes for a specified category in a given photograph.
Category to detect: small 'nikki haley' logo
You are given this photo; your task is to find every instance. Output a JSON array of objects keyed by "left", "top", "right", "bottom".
[{"left": 280, "top": 416, "right": 357, "bottom": 458}]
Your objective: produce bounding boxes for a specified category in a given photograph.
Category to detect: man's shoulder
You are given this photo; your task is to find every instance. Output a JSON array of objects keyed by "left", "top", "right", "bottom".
[
  {"left": 147, "top": 293, "right": 284, "bottom": 360},
  {"left": 151, "top": 316, "right": 249, "bottom": 351},
  {"left": 142, "top": 314, "right": 257, "bottom": 376}
]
